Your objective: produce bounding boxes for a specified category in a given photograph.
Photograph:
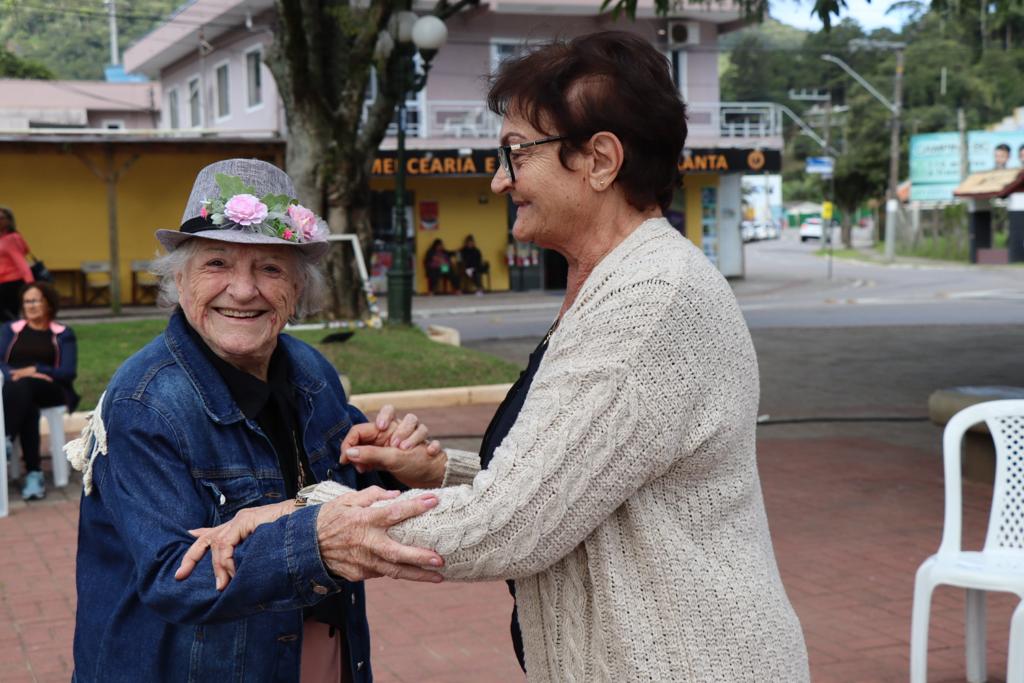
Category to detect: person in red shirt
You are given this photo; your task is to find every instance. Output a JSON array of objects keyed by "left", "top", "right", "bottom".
[{"left": 0, "top": 207, "right": 33, "bottom": 321}]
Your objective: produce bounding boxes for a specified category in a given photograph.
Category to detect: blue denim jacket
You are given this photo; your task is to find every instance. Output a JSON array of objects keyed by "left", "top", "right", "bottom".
[{"left": 74, "top": 311, "right": 381, "bottom": 683}]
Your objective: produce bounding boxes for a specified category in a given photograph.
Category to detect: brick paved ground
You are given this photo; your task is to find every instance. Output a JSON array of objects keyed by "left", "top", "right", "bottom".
[{"left": 0, "top": 407, "right": 1015, "bottom": 682}]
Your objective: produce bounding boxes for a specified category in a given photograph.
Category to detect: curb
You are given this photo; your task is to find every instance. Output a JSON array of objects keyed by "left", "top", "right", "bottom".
[{"left": 52, "top": 383, "right": 513, "bottom": 437}]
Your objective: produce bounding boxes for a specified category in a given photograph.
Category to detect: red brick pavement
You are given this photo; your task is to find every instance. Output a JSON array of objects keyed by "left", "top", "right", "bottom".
[{"left": 0, "top": 408, "right": 1014, "bottom": 682}]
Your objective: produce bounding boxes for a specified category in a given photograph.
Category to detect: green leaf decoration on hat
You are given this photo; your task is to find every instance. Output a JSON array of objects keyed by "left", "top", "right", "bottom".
[
  {"left": 261, "top": 194, "right": 293, "bottom": 213},
  {"left": 215, "top": 173, "right": 256, "bottom": 198}
]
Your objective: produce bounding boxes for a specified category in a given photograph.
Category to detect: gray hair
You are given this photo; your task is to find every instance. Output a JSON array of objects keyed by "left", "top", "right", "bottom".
[{"left": 150, "top": 239, "right": 327, "bottom": 321}]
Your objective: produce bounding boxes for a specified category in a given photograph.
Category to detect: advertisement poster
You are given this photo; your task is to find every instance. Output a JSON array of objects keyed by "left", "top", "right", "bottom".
[
  {"left": 910, "top": 130, "right": 1024, "bottom": 201},
  {"left": 418, "top": 200, "right": 439, "bottom": 231},
  {"left": 967, "top": 130, "right": 1024, "bottom": 172}
]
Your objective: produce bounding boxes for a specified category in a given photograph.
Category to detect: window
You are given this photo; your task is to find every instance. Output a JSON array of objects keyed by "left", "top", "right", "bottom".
[
  {"left": 246, "top": 49, "right": 262, "bottom": 108},
  {"left": 216, "top": 63, "right": 230, "bottom": 119},
  {"left": 490, "top": 40, "right": 533, "bottom": 75},
  {"left": 167, "top": 88, "right": 180, "bottom": 129},
  {"left": 671, "top": 50, "right": 688, "bottom": 100},
  {"left": 188, "top": 77, "right": 201, "bottom": 127}
]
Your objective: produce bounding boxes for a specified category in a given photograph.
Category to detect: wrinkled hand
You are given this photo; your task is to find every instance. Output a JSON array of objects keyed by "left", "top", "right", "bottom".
[
  {"left": 360, "top": 404, "right": 440, "bottom": 451},
  {"left": 341, "top": 405, "right": 446, "bottom": 488},
  {"left": 341, "top": 441, "right": 447, "bottom": 490},
  {"left": 315, "top": 487, "right": 444, "bottom": 583},
  {"left": 174, "top": 487, "right": 444, "bottom": 590},
  {"left": 175, "top": 499, "right": 294, "bottom": 589}
]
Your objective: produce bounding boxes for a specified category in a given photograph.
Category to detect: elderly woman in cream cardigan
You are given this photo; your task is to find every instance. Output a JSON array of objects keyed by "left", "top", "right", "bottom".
[{"left": 176, "top": 31, "right": 809, "bottom": 683}]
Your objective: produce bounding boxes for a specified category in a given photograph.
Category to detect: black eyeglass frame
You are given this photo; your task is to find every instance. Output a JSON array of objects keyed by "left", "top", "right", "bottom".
[{"left": 496, "top": 135, "right": 568, "bottom": 183}]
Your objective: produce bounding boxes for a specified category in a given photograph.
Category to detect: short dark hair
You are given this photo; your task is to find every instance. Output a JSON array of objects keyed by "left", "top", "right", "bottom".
[
  {"left": 0, "top": 206, "right": 16, "bottom": 233},
  {"left": 20, "top": 281, "right": 60, "bottom": 319},
  {"left": 487, "top": 31, "right": 687, "bottom": 212},
  {"left": 996, "top": 143, "right": 1011, "bottom": 153}
]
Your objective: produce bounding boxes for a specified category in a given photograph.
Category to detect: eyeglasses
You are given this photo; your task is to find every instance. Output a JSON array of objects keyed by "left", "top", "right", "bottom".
[{"left": 496, "top": 135, "right": 567, "bottom": 183}]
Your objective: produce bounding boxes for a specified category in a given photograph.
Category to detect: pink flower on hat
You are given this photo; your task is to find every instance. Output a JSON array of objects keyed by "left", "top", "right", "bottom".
[
  {"left": 288, "top": 204, "right": 321, "bottom": 240},
  {"left": 224, "top": 194, "right": 269, "bottom": 226}
]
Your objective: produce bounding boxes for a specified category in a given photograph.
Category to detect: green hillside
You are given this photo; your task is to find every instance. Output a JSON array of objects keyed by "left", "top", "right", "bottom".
[{"left": 0, "top": 1, "right": 180, "bottom": 80}]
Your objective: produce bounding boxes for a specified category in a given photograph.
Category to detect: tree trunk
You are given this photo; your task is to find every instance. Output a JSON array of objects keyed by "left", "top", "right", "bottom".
[{"left": 841, "top": 210, "right": 853, "bottom": 249}]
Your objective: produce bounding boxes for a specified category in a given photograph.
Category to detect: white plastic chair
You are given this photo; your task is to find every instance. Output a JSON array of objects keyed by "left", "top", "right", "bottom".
[
  {"left": 911, "top": 399, "right": 1024, "bottom": 683},
  {"left": 8, "top": 405, "right": 68, "bottom": 488}
]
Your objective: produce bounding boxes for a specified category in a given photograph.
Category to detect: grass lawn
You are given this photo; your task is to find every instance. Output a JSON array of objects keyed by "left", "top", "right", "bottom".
[{"left": 74, "top": 317, "right": 520, "bottom": 411}]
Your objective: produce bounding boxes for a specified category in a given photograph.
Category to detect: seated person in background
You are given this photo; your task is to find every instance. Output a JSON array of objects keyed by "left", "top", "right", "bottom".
[
  {"left": 459, "top": 235, "right": 487, "bottom": 295},
  {"left": 0, "top": 282, "right": 79, "bottom": 500},
  {"left": 423, "top": 238, "right": 460, "bottom": 294}
]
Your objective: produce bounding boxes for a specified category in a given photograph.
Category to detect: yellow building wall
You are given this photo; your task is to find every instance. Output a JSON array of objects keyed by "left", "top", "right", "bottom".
[
  {"left": 0, "top": 150, "right": 248, "bottom": 304},
  {"left": 370, "top": 176, "right": 510, "bottom": 293},
  {"left": 683, "top": 173, "right": 719, "bottom": 247}
]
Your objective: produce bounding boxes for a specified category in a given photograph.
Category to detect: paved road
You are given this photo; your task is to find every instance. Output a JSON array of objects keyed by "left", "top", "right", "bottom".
[{"left": 419, "top": 230, "right": 1023, "bottom": 340}]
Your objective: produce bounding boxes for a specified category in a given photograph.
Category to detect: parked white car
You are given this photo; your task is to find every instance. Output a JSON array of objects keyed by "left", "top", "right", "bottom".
[{"left": 799, "top": 217, "right": 823, "bottom": 242}]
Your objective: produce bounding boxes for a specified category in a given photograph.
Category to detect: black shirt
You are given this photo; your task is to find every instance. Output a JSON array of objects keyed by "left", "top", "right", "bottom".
[
  {"left": 478, "top": 330, "right": 551, "bottom": 672},
  {"left": 8, "top": 325, "right": 55, "bottom": 368}
]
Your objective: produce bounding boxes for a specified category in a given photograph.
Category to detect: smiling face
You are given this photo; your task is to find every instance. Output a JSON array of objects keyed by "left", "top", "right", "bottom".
[
  {"left": 491, "top": 111, "right": 588, "bottom": 250},
  {"left": 176, "top": 240, "right": 302, "bottom": 378}
]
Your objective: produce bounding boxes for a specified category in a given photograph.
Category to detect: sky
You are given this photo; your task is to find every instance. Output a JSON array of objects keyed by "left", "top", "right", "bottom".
[{"left": 770, "top": 0, "right": 917, "bottom": 31}]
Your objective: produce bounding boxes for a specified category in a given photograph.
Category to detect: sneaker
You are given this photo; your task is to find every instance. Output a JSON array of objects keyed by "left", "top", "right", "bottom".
[{"left": 21, "top": 471, "right": 45, "bottom": 501}]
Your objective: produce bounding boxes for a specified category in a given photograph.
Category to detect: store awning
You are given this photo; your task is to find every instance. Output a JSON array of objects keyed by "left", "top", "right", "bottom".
[{"left": 953, "top": 168, "right": 1024, "bottom": 199}]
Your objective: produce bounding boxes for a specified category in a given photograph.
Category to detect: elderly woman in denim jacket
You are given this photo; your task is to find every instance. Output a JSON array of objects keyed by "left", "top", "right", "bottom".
[
  {"left": 70, "top": 159, "right": 444, "bottom": 683},
  {"left": 1, "top": 281, "right": 79, "bottom": 500}
]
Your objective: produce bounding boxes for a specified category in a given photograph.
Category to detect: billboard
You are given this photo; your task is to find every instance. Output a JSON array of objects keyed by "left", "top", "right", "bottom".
[{"left": 910, "top": 130, "right": 1024, "bottom": 201}]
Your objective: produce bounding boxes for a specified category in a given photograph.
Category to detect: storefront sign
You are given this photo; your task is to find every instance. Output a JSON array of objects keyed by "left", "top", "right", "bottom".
[
  {"left": 373, "top": 146, "right": 781, "bottom": 178},
  {"left": 678, "top": 148, "right": 781, "bottom": 174},
  {"left": 372, "top": 149, "right": 498, "bottom": 177}
]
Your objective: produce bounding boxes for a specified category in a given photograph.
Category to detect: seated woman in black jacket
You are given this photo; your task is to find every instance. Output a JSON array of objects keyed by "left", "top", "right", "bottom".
[{"left": 1, "top": 282, "right": 79, "bottom": 500}]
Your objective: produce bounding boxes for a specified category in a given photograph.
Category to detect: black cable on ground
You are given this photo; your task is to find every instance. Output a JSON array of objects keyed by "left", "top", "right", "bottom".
[{"left": 757, "top": 416, "right": 930, "bottom": 426}]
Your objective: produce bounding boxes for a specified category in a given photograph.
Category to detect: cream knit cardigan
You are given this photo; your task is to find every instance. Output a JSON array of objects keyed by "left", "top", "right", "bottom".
[{"left": 313, "top": 218, "right": 809, "bottom": 682}]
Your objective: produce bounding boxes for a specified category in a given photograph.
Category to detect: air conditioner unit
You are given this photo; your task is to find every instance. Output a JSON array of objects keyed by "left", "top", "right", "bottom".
[{"left": 666, "top": 21, "right": 699, "bottom": 48}]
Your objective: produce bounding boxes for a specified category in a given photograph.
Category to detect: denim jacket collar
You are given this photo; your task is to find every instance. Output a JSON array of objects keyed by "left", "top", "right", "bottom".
[{"left": 163, "top": 309, "right": 327, "bottom": 425}]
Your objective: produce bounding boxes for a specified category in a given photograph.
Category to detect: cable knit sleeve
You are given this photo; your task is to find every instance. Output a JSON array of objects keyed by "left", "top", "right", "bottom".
[{"left": 387, "top": 269, "right": 743, "bottom": 581}]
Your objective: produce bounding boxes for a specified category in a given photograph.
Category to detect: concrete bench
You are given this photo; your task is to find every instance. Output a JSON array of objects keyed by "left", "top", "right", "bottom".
[{"left": 928, "top": 386, "right": 1024, "bottom": 483}]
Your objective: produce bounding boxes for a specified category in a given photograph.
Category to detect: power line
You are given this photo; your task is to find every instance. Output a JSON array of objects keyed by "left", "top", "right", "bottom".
[{"left": 5, "top": 1, "right": 241, "bottom": 30}]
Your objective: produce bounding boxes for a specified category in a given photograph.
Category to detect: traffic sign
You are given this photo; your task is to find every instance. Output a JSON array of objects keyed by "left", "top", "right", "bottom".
[{"left": 806, "top": 156, "right": 835, "bottom": 175}]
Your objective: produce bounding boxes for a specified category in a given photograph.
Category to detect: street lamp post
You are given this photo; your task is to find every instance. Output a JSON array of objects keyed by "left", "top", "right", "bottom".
[
  {"left": 385, "top": 13, "right": 447, "bottom": 325},
  {"left": 821, "top": 44, "right": 905, "bottom": 262}
]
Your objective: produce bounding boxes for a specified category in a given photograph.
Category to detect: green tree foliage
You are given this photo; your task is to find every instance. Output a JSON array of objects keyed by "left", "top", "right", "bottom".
[
  {"left": 723, "top": 4, "right": 1024, "bottom": 213},
  {"left": 0, "top": 1, "right": 179, "bottom": 80},
  {"left": 0, "top": 45, "right": 52, "bottom": 78}
]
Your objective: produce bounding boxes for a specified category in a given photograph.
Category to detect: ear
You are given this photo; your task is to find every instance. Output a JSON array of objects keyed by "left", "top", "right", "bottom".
[{"left": 587, "top": 131, "right": 624, "bottom": 193}]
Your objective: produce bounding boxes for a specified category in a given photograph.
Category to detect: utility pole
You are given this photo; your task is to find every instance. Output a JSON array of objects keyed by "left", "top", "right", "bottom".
[
  {"left": 886, "top": 48, "right": 904, "bottom": 262},
  {"left": 106, "top": 0, "right": 119, "bottom": 66},
  {"left": 822, "top": 42, "right": 905, "bottom": 262},
  {"left": 958, "top": 107, "right": 968, "bottom": 180}
]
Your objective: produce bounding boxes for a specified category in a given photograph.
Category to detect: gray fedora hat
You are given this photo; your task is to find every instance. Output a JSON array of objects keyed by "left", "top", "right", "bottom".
[{"left": 156, "top": 158, "right": 329, "bottom": 259}]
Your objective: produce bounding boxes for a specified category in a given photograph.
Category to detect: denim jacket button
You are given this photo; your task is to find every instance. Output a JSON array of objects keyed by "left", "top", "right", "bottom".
[
  {"left": 219, "top": 493, "right": 226, "bottom": 506},
  {"left": 356, "top": 661, "right": 364, "bottom": 671},
  {"left": 312, "top": 583, "right": 328, "bottom": 595}
]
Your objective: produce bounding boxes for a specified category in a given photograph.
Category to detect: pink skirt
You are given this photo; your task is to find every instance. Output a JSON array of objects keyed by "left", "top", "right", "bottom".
[{"left": 300, "top": 620, "right": 346, "bottom": 683}]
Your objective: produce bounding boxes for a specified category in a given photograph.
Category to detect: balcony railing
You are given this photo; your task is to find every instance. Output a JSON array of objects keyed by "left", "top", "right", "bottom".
[{"left": 367, "top": 100, "right": 782, "bottom": 141}]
